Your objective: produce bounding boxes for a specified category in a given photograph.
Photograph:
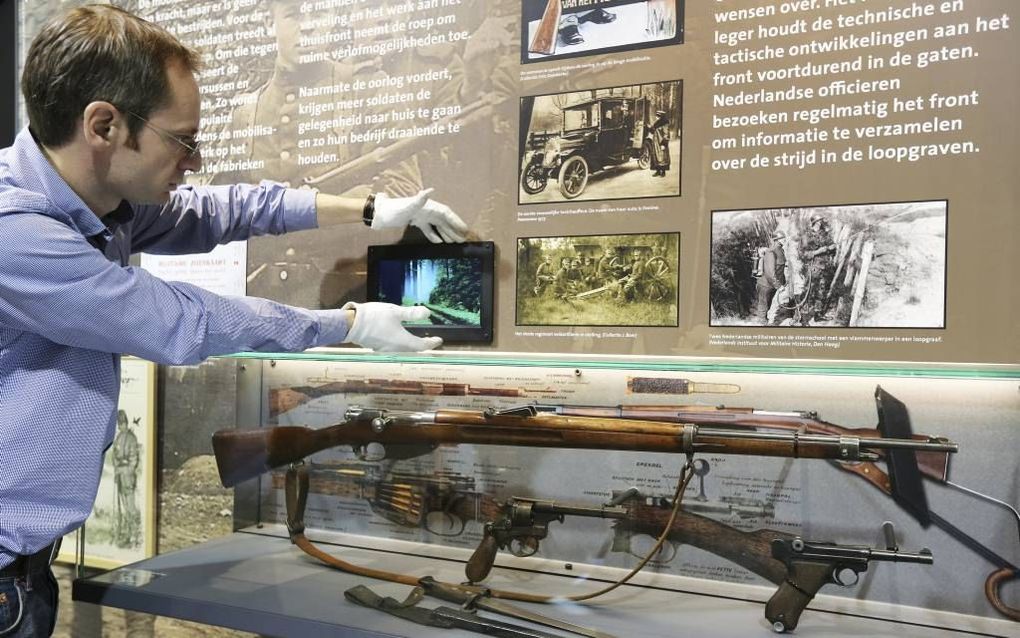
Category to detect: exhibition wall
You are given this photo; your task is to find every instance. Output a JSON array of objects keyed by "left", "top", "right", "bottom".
[{"left": 15, "top": 0, "right": 1019, "bottom": 364}]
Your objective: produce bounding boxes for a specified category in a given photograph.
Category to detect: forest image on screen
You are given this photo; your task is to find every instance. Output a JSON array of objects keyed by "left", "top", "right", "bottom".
[{"left": 377, "top": 258, "right": 482, "bottom": 327}]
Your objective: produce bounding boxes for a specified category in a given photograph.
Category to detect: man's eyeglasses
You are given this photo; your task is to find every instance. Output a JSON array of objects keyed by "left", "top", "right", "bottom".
[{"left": 124, "top": 110, "right": 201, "bottom": 159}]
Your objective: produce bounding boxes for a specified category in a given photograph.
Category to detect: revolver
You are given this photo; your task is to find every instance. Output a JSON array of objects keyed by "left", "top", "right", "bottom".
[
  {"left": 466, "top": 496, "right": 628, "bottom": 582},
  {"left": 766, "top": 523, "right": 934, "bottom": 632}
]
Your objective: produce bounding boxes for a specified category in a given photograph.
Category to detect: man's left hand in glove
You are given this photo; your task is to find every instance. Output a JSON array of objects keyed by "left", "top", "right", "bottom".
[
  {"left": 369, "top": 188, "right": 467, "bottom": 242},
  {"left": 340, "top": 302, "right": 443, "bottom": 352},
  {"left": 314, "top": 188, "right": 468, "bottom": 243}
]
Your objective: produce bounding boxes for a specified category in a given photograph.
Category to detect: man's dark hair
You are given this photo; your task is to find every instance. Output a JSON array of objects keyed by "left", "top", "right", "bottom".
[{"left": 21, "top": 4, "right": 202, "bottom": 148}]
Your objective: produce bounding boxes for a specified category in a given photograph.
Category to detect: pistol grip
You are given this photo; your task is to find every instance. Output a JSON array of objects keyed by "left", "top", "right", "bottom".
[
  {"left": 465, "top": 533, "right": 499, "bottom": 583},
  {"left": 765, "top": 561, "right": 833, "bottom": 633}
]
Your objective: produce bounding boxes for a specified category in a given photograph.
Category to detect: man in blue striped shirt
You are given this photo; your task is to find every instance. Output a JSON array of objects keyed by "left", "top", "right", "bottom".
[{"left": 0, "top": 6, "right": 468, "bottom": 635}]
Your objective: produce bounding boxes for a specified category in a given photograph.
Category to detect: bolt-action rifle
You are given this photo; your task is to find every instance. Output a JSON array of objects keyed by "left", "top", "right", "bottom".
[
  {"left": 213, "top": 404, "right": 957, "bottom": 490},
  {"left": 530, "top": 387, "right": 951, "bottom": 517}
]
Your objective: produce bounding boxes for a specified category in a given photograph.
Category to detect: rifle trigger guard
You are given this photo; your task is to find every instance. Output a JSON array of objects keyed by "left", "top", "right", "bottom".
[{"left": 833, "top": 566, "right": 859, "bottom": 587}]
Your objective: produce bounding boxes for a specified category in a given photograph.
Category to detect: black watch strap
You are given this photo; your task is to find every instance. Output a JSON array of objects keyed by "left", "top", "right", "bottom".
[{"left": 362, "top": 193, "right": 376, "bottom": 227}]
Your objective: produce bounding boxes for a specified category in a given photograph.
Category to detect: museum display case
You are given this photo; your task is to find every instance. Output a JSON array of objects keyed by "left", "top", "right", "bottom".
[{"left": 73, "top": 350, "right": 1019, "bottom": 638}]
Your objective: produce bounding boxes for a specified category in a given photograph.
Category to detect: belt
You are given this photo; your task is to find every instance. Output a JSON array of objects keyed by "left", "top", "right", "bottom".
[{"left": 0, "top": 542, "right": 59, "bottom": 578}]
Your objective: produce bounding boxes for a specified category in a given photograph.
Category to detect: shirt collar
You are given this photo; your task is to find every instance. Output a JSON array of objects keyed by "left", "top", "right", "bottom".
[{"left": 9, "top": 127, "right": 131, "bottom": 237}]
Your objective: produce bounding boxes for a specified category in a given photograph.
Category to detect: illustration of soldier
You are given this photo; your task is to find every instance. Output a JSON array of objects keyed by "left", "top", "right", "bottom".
[
  {"left": 754, "top": 230, "right": 788, "bottom": 325},
  {"left": 596, "top": 247, "right": 623, "bottom": 285},
  {"left": 300, "top": 1, "right": 519, "bottom": 241},
  {"left": 533, "top": 255, "right": 554, "bottom": 295},
  {"left": 379, "top": 3, "right": 518, "bottom": 228},
  {"left": 648, "top": 110, "right": 671, "bottom": 177},
  {"left": 112, "top": 410, "right": 141, "bottom": 548},
  {"left": 581, "top": 256, "right": 598, "bottom": 288},
  {"left": 801, "top": 214, "right": 838, "bottom": 323},
  {"left": 552, "top": 256, "right": 578, "bottom": 298},
  {"left": 619, "top": 253, "right": 646, "bottom": 302},
  {"left": 211, "top": 0, "right": 427, "bottom": 309}
]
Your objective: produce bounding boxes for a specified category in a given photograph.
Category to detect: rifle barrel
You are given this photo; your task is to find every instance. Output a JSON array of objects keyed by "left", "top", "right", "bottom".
[{"left": 692, "top": 427, "right": 957, "bottom": 454}]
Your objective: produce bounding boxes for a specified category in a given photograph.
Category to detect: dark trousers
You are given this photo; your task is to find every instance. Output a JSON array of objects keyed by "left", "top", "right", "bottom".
[
  {"left": 755, "top": 279, "right": 776, "bottom": 324},
  {"left": 0, "top": 565, "right": 59, "bottom": 637}
]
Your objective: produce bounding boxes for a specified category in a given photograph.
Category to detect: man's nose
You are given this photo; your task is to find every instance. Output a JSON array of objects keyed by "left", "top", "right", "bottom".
[{"left": 180, "top": 150, "right": 203, "bottom": 173}]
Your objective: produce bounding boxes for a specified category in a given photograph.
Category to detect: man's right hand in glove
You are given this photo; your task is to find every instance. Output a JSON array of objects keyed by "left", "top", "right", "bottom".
[{"left": 340, "top": 302, "right": 442, "bottom": 352}]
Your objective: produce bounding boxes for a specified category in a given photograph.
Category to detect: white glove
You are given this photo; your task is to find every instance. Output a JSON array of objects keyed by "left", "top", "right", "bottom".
[
  {"left": 341, "top": 302, "right": 442, "bottom": 352},
  {"left": 371, "top": 188, "right": 468, "bottom": 243}
]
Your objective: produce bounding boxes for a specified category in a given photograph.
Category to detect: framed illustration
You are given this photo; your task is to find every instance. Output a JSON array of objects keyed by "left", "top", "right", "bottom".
[{"left": 58, "top": 357, "right": 157, "bottom": 569}]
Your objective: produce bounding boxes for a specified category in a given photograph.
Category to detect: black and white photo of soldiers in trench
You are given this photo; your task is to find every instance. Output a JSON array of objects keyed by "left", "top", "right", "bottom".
[
  {"left": 517, "top": 233, "right": 679, "bottom": 327},
  {"left": 710, "top": 201, "right": 947, "bottom": 328}
]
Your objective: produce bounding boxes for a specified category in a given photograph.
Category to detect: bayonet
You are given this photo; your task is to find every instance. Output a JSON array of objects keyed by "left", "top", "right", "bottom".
[
  {"left": 345, "top": 584, "right": 567, "bottom": 638},
  {"left": 418, "top": 577, "right": 619, "bottom": 638}
]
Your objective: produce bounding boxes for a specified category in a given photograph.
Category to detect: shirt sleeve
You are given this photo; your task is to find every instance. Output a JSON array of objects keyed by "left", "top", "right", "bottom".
[
  {"left": 129, "top": 180, "right": 318, "bottom": 255},
  {"left": 0, "top": 212, "right": 348, "bottom": 364}
]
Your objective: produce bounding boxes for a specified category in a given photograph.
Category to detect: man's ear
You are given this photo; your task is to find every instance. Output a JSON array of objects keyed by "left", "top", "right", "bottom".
[{"left": 82, "top": 101, "right": 121, "bottom": 149}]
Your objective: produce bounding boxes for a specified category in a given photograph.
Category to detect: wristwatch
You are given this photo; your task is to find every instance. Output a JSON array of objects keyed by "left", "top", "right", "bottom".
[{"left": 362, "top": 193, "right": 376, "bottom": 227}]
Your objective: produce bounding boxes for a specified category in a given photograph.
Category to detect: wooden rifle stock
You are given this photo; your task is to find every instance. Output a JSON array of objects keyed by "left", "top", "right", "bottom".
[
  {"left": 546, "top": 403, "right": 951, "bottom": 489},
  {"left": 529, "top": 0, "right": 561, "bottom": 56},
  {"left": 616, "top": 503, "right": 792, "bottom": 585},
  {"left": 212, "top": 407, "right": 957, "bottom": 488},
  {"left": 213, "top": 426, "right": 338, "bottom": 488}
]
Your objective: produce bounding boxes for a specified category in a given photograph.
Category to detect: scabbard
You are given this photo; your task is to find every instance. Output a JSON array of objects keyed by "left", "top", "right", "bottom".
[
  {"left": 626, "top": 377, "right": 741, "bottom": 395},
  {"left": 345, "top": 585, "right": 564, "bottom": 638}
]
